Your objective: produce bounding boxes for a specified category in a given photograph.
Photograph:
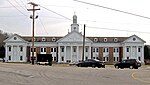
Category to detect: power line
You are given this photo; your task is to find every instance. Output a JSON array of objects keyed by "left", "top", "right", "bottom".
[
  {"left": 74, "top": 0, "right": 150, "bottom": 20},
  {"left": 19, "top": 0, "right": 28, "bottom": 9},
  {"left": 37, "top": 12, "right": 48, "bottom": 35},
  {"left": 0, "top": 6, "right": 26, "bottom": 8},
  {"left": 14, "top": 0, "right": 27, "bottom": 11},
  {"left": 39, "top": 5, "right": 72, "bottom": 21},
  {"left": 7, "top": 0, "right": 28, "bottom": 17},
  {"left": 87, "top": 26, "right": 150, "bottom": 34}
]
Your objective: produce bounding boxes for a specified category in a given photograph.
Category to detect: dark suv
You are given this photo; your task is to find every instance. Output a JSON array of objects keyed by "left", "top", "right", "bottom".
[{"left": 114, "top": 59, "right": 141, "bottom": 69}]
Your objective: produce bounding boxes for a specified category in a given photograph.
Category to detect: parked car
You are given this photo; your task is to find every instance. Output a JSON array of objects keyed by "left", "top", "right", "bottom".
[
  {"left": 114, "top": 59, "right": 141, "bottom": 69},
  {"left": 76, "top": 59, "right": 105, "bottom": 68}
]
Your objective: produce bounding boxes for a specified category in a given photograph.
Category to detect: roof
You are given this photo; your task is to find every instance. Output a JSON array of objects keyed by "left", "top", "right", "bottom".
[
  {"left": 22, "top": 36, "right": 63, "bottom": 42},
  {"left": 21, "top": 35, "right": 128, "bottom": 43},
  {"left": 87, "top": 37, "right": 128, "bottom": 43},
  {"left": 4, "top": 34, "right": 144, "bottom": 43}
]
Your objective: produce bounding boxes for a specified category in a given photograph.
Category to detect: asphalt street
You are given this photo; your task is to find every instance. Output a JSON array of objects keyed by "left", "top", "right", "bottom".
[{"left": 0, "top": 63, "right": 150, "bottom": 85}]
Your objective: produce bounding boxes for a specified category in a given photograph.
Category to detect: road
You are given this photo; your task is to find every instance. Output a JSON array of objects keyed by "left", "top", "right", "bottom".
[{"left": 0, "top": 63, "right": 150, "bottom": 85}]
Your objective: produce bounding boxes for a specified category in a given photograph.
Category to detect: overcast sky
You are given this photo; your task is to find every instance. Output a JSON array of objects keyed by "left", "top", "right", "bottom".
[{"left": 1, "top": 0, "right": 150, "bottom": 44}]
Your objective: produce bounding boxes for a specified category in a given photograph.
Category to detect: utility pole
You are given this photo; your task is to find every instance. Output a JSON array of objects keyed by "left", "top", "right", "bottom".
[
  {"left": 27, "top": 2, "right": 40, "bottom": 65},
  {"left": 82, "top": 24, "right": 86, "bottom": 61}
]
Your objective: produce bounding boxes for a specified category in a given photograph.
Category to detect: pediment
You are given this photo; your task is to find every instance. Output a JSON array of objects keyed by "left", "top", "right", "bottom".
[
  {"left": 57, "top": 32, "right": 92, "bottom": 43},
  {"left": 122, "top": 35, "right": 146, "bottom": 43},
  {"left": 3, "top": 34, "right": 27, "bottom": 43}
]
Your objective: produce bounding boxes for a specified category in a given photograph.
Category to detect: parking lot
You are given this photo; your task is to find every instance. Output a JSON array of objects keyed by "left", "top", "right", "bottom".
[{"left": 0, "top": 63, "right": 150, "bottom": 85}]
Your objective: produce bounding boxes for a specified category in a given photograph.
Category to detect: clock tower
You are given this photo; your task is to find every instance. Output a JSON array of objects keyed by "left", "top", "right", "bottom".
[{"left": 71, "top": 14, "right": 79, "bottom": 32}]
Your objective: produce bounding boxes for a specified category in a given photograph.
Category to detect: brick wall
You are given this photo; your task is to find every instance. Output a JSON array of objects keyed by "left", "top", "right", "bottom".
[
  {"left": 109, "top": 47, "right": 113, "bottom": 63},
  {"left": 119, "top": 47, "right": 123, "bottom": 62},
  {"left": 99, "top": 47, "right": 103, "bottom": 61},
  {"left": 26, "top": 46, "right": 30, "bottom": 62},
  {"left": 46, "top": 47, "right": 51, "bottom": 54}
]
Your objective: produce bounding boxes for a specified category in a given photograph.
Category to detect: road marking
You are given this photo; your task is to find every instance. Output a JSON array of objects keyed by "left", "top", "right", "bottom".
[{"left": 132, "top": 72, "right": 150, "bottom": 84}]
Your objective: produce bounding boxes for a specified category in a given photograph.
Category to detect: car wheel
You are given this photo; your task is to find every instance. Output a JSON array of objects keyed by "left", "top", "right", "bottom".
[
  {"left": 92, "top": 64, "right": 95, "bottom": 68},
  {"left": 115, "top": 66, "right": 119, "bottom": 69},
  {"left": 130, "top": 66, "right": 133, "bottom": 69}
]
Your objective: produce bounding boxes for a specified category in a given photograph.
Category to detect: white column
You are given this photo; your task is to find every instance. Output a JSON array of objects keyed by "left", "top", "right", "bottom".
[
  {"left": 141, "top": 46, "right": 144, "bottom": 63},
  {"left": 5, "top": 44, "right": 8, "bottom": 62},
  {"left": 130, "top": 46, "right": 132, "bottom": 59},
  {"left": 89, "top": 46, "right": 91, "bottom": 59},
  {"left": 23, "top": 46, "right": 27, "bottom": 62},
  {"left": 136, "top": 46, "right": 139, "bottom": 60},
  {"left": 58, "top": 46, "right": 61, "bottom": 63},
  {"left": 77, "top": 46, "right": 79, "bottom": 62},
  {"left": 17, "top": 45, "right": 19, "bottom": 62},
  {"left": 64, "top": 46, "right": 67, "bottom": 62},
  {"left": 123, "top": 46, "right": 126, "bottom": 60},
  {"left": 12, "top": 45, "right": 14, "bottom": 62},
  {"left": 71, "top": 46, "right": 72, "bottom": 62}
]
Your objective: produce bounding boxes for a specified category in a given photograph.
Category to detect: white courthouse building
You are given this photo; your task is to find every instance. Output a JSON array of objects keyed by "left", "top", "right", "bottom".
[{"left": 4, "top": 14, "right": 145, "bottom": 64}]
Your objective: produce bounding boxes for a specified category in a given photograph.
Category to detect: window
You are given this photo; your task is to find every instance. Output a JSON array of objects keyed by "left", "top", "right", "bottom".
[
  {"left": 8, "top": 46, "right": 11, "bottom": 51},
  {"left": 106, "top": 48, "right": 109, "bottom": 52},
  {"left": 14, "top": 37, "right": 17, "bottom": 40},
  {"left": 133, "top": 38, "right": 136, "bottom": 41},
  {"left": 138, "top": 57, "right": 141, "bottom": 61},
  {"left": 116, "top": 48, "right": 119, "bottom": 52},
  {"left": 54, "top": 57, "right": 56, "bottom": 61},
  {"left": 31, "top": 48, "right": 36, "bottom": 52},
  {"left": 104, "top": 38, "right": 107, "bottom": 42},
  {"left": 86, "top": 48, "right": 88, "bottom": 52},
  {"left": 9, "top": 56, "right": 11, "bottom": 60},
  {"left": 73, "top": 47, "right": 76, "bottom": 52},
  {"left": 41, "top": 48, "right": 46, "bottom": 52},
  {"left": 114, "top": 48, "right": 119, "bottom": 53},
  {"left": 61, "top": 47, "right": 64, "bottom": 52},
  {"left": 126, "top": 48, "right": 129, "bottom": 52},
  {"left": 138, "top": 47, "right": 141, "bottom": 52},
  {"left": 20, "top": 56, "right": 23, "bottom": 61},
  {"left": 96, "top": 57, "right": 99, "bottom": 59},
  {"left": 52, "top": 37, "right": 56, "bottom": 41},
  {"left": 54, "top": 48, "right": 56, "bottom": 52},
  {"left": 61, "top": 56, "right": 64, "bottom": 61},
  {"left": 96, "top": 48, "right": 99, "bottom": 52},
  {"left": 67, "top": 60, "right": 71, "bottom": 63},
  {"left": 103, "top": 48, "right": 109, "bottom": 52},
  {"left": 74, "top": 27, "right": 76, "bottom": 30},
  {"left": 41, "top": 48, "right": 43, "bottom": 52},
  {"left": 114, "top": 48, "right": 115, "bottom": 52},
  {"left": 86, "top": 57, "right": 88, "bottom": 60},
  {"left": 42, "top": 37, "right": 46, "bottom": 41},
  {"left": 93, "top": 48, "right": 98, "bottom": 52},
  {"left": 94, "top": 38, "right": 98, "bottom": 42},
  {"left": 103, "top": 57, "right": 105, "bottom": 61},
  {"left": 117, "top": 57, "right": 119, "bottom": 61},
  {"left": 51, "top": 48, "right": 53, "bottom": 52},
  {"left": 114, "top": 38, "right": 118, "bottom": 42},
  {"left": 106, "top": 57, "right": 109, "bottom": 61},
  {"left": 114, "top": 57, "right": 119, "bottom": 61},
  {"left": 20, "top": 46, "right": 23, "bottom": 52},
  {"left": 51, "top": 48, "right": 56, "bottom": 52},
  {"left": 93, "top": 48, "right": 95, "bottom": 52},
  {"left": 103, "top": 48, "right": 105, "bottom": 52},
  {"left": 44, "top": 48, "right": 46, "bottom": 52},
  {"left": 127, "top": 57, "right": 129, "bottom": 59}
]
